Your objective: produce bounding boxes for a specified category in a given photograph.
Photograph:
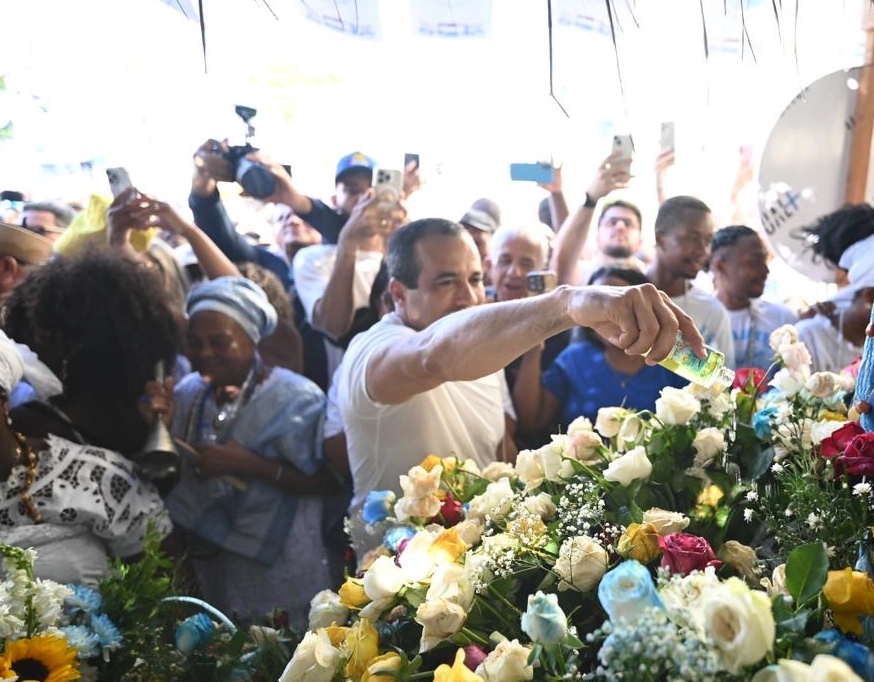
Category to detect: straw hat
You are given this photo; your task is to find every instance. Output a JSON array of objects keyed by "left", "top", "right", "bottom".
[{"left": 0, "top": 221, "right": 53, "bottom": 265}]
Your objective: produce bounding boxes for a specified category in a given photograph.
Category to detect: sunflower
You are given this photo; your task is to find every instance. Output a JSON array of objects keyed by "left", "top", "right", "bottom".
[{"left": 0, "top": 634, "right": 79, "bottom": 682}]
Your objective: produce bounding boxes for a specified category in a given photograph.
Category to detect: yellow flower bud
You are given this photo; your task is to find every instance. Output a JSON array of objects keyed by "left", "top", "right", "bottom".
[
  {"left": 320, "top": 624, "right": 349, "bottom": 647},
  {"left": 617, "top": 522, "right": 661, "bottom": 564},
  {"left": 433, "top": 649, "right": 485, "bottom": 682},
  {"left": 361, "top": 652, "right": 402, "bottom": 682},
  {"left": 420, "top": 455, "right": 443, "bottom": 472},
  {"left": 697, "top": 484, "right": 724, "bottom": 507},
  {"left": 339, "top": 578, "right": 371, "bottom": 609},
  {"left": 429, "top": 527, "right": 470, "bottom": 564}
]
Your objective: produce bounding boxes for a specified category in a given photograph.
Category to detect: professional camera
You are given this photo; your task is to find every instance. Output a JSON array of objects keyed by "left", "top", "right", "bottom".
[{"left": 214, "top": 105, "right": 276, "bottom": 199}]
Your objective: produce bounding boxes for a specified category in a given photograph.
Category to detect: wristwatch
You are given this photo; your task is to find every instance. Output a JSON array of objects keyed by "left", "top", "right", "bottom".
[{"left": 583, "top": 192, "right": 597, "bottom": 208}]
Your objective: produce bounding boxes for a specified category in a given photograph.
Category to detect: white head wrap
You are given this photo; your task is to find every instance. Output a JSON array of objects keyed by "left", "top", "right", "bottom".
[
  {"left": 0, "top": 330, "right": 25, "bottom": 393},
  {"left": 186, "top": 276, "right": 277, "bottom": 343}
]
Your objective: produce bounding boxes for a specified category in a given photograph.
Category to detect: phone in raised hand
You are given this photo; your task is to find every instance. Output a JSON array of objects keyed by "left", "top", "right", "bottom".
[
  {"left": 106, "top": 167, "right": 133, "bottom": 198},
  {"left": 373, "top": 168, "right": 404, "bottom": 204},
  {"left": 612, "top": 135, "right": 634, "bottom": 165}
]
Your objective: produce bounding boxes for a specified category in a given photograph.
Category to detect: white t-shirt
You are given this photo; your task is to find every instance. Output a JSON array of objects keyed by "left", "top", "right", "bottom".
[
  {"left": 672, "top": 284, "right": 735, "bottom": 364},
  {"left": 339, "top": 313, "right": 513, "bottom": 547},
  {"left": 292, "top": 244, "right": 385, "bottom": 384},
  {"left": 728, "top": 299, "right": 798, "bottom": 370},
  {"left": 796, "top": 313, "right": 863, "bottom": 373}
]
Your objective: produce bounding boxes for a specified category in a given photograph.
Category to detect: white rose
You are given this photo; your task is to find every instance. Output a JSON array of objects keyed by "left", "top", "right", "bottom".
[
  {"left": 655, "top": 387, "right": 701, "bottom": 425},
  {"left": 554, "top": 535, "right": 608, "bottom": 592},
  {"left": 307, "top": 590, "right": 349, "bottom": 630},
  {"left": 701, "top": 577, "right": 775, "bottom": 673},
  {"left": 810, "top": 420, "right": 846, "bottom": 445},
  {"left": 514, "top": 450, "right": 545, "bottom": 489},
  {"left": 569, "top": 428, "right": 603, "bottom": 463},
  {"left": 427, "top": 562, "right": 474, "bottom": 609},
  {"left": 476, "top": 639, "right": 534, "bottom": 682},
  {"left": 693, "top": 427, "right": 726, "bottom": 469},
  {"left": 618, "top": 413, "right": 646, "bottom": 448},
  {"left": 769, "top": 324, "right": 799, "bottom": 352},
  {"left": 459, "top": 458, "right": 480, "bottom": 475},
  {"left": 415, "top": 599, "right": 467, "bottom": 651},
  {"left": 455, "top": 519, "right": 485, "bottom": 547},
  {"left": 535, "top": 438, "right": 565, "bottom": 482},
  {"left": 805, "top": 372, "right": 838, "bottom": 399},
  {"left": 595, "top": 407, "right": 627, "bottom": 438},
  {"left": 566, "top": 415, "right": 594, "bottom": 435},
  {"left": 809, "top": 654, "right": 865, "bottom": 682},
  {"left": 603, "top": 445, "right": 652, "bottom": 486},
  {"left": 363, "top": 555, "right": 407, "bottom": 601},
  {"left": 397, "top": 530, "right": 438, "bottom": 583},
  {"left": 770, "top": 368, "right": 805, "bottom": 397},
  {"left": 278, "top": 630, "right": 340, "bottom": 682},
  {"left": 642, "top": 507, "right": 690, "bottom": 535},
  {"left": 779, "top": 341, "right": 812, "bottom": 373},
  {"left": 480, "top": 461, "right": 516, "bottom": 482},
  {"left": 399, "top": 465, "right": 442, "bottom": 499},
  {"left": 468, "top": 477, "right": 514, "bottom": 520},
  {"left": 751, "top": 659, "right": 813, "bottom": 682},
  {"left": 707, "top": 391, "right": 733, "bottom": 418},
  {"left": 523, "top": 492, "right": 557, "bottom": 520},
  {"left": 394, "top": 494, "right": 442, "bottom": 523}
]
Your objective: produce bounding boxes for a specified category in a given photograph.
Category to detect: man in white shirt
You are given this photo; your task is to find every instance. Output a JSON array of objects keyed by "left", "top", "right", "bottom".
[
  {"left": 708, "top": 225, "right": 797, "bottom": 371},
  {"left": 338, "top": 217, "right": 705, "bottom": 555},
  {"left": 647, "top": 196, "right": 735, "bottom": 361}
]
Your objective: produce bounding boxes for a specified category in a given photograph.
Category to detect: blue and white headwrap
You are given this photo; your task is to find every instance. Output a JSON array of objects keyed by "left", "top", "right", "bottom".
[{"left": 186, "top": 276, "right": 277, "bottom": 343}]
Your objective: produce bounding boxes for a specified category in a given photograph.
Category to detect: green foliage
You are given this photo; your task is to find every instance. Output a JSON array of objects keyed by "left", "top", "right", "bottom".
[{"left": 785, "top": 542, "right": 829, "bottom": 607}]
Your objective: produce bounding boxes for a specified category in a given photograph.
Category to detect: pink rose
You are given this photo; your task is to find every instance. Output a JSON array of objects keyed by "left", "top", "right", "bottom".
[{"left": 659, "top": 533, "right": 722, "bottom": 575}]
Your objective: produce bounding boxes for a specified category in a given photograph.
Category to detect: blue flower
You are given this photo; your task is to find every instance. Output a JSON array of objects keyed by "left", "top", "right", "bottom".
[
  {"left": 814, "top": 629, "right": 874, "bottom": 682},
  {"left": 521, "top": 591, "right": 567, "bottom": 647},
  {"left": 61, "top": 624, "right": 101, "bottom": 659},
  {"left": 90, "top": 612, "right": 124, "bottom": 650},
  {"left": 362, "top": 490, "right": 396, "bottom": 525},
  {"left": 383, "top": 525, "right": 416, "bottom": 552},
  {"left": 175, "top": 613, "right": 215, "bottom": 655},
  {"left": 752, "top": 406, "right": 778, "bottom": 440},
  {"left": 65, "top": 584, "right": 103, "bottom": 615},
  {"left": 598, "top": 560, "right": 663, "bottom": 625}
]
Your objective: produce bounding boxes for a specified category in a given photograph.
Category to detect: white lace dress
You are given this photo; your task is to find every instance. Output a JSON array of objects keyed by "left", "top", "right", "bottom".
[{"left": 0, "top": 434, "right": 172, "bottom": 586}]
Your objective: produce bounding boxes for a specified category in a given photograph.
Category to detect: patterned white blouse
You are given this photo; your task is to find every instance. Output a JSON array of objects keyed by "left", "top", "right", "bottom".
[{"left": 0, "top": 434, "right": 172, "bottom": 585}]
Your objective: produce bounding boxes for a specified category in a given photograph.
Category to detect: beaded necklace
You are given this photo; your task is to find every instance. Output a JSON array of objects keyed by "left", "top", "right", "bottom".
[{"left": 11, "top": 429, "right": 43, "bottom": 522}]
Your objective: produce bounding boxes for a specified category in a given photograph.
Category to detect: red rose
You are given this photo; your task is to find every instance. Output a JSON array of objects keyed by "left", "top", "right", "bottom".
[
  {"left": 733, "top": 367, "right": 767, "bottom": 393},
  {"left": 432, "top": 493, "right": 463, "bottom": 527},
  {"left": 836, "top": 432, "right": 874, "bottom": 477},
  {"left": 819, "top": 421, "right": 865, "bottom": 460},
  {"left": 659, "top": 533, "right": 723, "bottom": 575}
]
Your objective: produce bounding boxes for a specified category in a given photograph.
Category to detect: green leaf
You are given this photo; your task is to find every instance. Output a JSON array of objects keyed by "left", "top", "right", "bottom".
[
  {"left": 742, "top": 445, "right": 775, "bottom": 481},
  {"left": 785, "top": 542, "right": 829, "bottom": 606},
  {"left": 563, "top": 632, "right": 584, "bottom": 649}
]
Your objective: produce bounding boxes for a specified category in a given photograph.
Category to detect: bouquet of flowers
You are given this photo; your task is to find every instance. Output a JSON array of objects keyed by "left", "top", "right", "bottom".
[{"left": 279, "top": 324, "right": 874, "bottom": 681}]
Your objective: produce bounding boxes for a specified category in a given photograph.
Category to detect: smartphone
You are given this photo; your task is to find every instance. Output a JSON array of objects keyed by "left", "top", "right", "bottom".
[
  {"left": 510, "top": 162, "right": 555, "bottom": 184},
  {"left": 612, "top": 135, "right": 634, "bottom": 164},
  {"left": 404, "top": 153, "right": 420, "bottom": 171},
  {"left": 660, "top": 122, "right": 675, "bottom": 154},
  {"left": 527, "top": 270, "right": 558, "bottom": 294},
  {"left": 106, "top": 167, "right": 133, "bottom": 198},
  {"left": 373, "top": 168, "right": 404, "bottom": 203}
]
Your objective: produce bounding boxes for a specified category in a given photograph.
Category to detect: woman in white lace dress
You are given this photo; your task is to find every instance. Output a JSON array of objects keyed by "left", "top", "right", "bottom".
[{"left": 0, "top": 249, "right": 184, "bottom": 586}]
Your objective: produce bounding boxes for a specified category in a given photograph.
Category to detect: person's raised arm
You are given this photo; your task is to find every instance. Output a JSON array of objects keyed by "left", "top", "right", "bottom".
[
  {"left": 550, "top": 154, "right": 630, "bottom": 285},
  {"left": 654, "top": 149, "right": 675, "bottom": 207},
  {"left": 313, "top": 190, "right": 405, "bottom": 340},
  {"left": 108, "top": 188, "right": 240, "bottom": 279},
  {"left": 539, "top": 165, "right": 569, "bottom": 230},
  {"left": 367, "top": 283, "right": 704, "bottom": 405}
]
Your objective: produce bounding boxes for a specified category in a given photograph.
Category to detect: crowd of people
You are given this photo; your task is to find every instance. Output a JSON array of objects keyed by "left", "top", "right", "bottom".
[{"left": 0, "top": 139, "right": 872, "bottom": 629}]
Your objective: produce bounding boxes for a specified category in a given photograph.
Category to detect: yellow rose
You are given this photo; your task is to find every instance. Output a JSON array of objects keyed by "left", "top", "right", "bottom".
[
  {"left": 320, "top": 624, "right": 349, "bottom": 647},
  {"left": 421, "top": 455, "right": 443, "bottom": 472},
  {"left": 339, "top": 578, "right": 371, "bottom": 609},
  {"left": 429, "top": 528, "right": 470, "bottom": 564},
  {"left": 434, "top": 649, "right": 485, "bottom": 682},
  {"left": 361, "top": 652, "right": 402, "bottom": 682},
  {"left": 344, "top": 618, "right": 380, "bottom": 682},
  {"left": 823, "top": 568, "right": 874, "bottom": 634},
  {"left": 697, "top": 485, "right": 724, "bottom": 508},
  {"left": 616, "top": 523, "right": 661, "bottom": 564}
]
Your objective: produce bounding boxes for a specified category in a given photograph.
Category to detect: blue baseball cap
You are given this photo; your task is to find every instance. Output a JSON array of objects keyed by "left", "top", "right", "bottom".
[{"left": 335, "top": 152, "right": 377, "bottom": 183}]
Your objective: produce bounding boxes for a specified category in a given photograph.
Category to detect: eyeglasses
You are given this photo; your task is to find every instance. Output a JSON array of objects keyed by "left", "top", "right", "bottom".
[{"left": 20, "top": 218, "right": 64, "bottom": 238}]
